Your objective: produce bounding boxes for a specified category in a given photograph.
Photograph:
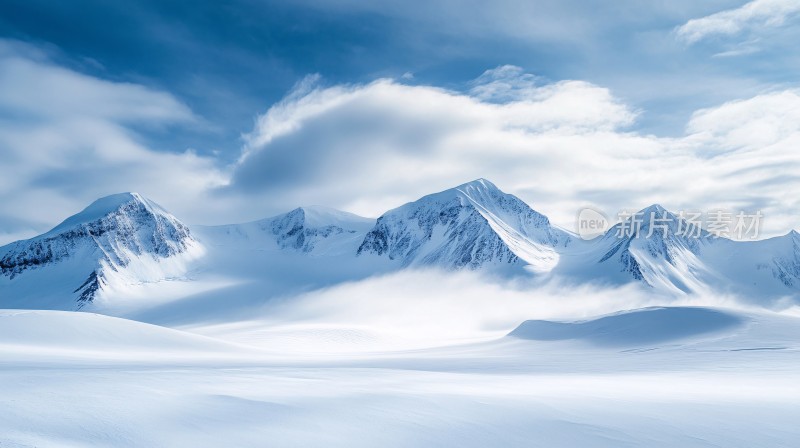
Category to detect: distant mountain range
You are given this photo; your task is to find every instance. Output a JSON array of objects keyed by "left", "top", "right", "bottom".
[{"left": 1, "top": 179, "right": 798, "bottom": 311}]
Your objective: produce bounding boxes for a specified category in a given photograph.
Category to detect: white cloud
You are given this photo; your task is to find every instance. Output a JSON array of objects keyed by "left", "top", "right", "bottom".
[
  {"left": 687, "top": 90, "right": 800, "bottom": 150},
  {"left": 253, "top": 269, "right": 764, "bottom": 350},
  {"left": 0, "top": 56, "right": 195, "bottom": 124},
  {"left": 0, "top": 40, "right": 226, "bottom": 243},
  {"left": 233, "top": 66, "right": 800, "bottom": 238},
  {"left": 676, "top": 0, "right": 800, "bottom": 44}
]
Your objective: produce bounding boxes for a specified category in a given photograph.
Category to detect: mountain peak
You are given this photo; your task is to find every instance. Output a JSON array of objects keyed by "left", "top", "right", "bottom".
[
  {"left": 45, "top": 192, "right": 163, "bottom": 236},
  {"left": 408, "top": 178, "right": 503, "bottom": 206},
  {"left": 258, "top": 206, "right": 372, "bottom": 254},
  {"left": 358, "top": 177, "right": 569, "bottom": 270},
  {"left": 637, "top": 203, "right": 670, "bottom": 216},
  {"left": 597, "top": 203, "right": 708, "bottom": 288},
  {"left": 456, "top": 178, "right": 499, "bottom": 191},
  {"left": 0, "top": 192, "right": 198, "bottom": 307},
  {"left": 607, "top": 203, "right": 706, "bottom": 241}
]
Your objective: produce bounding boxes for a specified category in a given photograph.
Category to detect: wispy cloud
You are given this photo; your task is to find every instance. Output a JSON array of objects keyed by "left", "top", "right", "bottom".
[
  {"left": 468, "top": 65, "right": 542, "bottom": 103},
  {"left": 245, "top": 269, "right": 771, "bottom": 351},
  {"left": 676, "top": 0, "right": 800, "bottom": 44},
  {"left": 711, "top": 38, "right": 763, "bottom": 58}
]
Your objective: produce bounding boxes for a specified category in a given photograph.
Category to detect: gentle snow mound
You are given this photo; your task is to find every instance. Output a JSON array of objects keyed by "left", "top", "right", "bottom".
[
  {"left": 0, "top": 310, "right": 238, "bottom": 352},
  {"left": 508, "top": 307, "right": 743, "bottom": 346}
]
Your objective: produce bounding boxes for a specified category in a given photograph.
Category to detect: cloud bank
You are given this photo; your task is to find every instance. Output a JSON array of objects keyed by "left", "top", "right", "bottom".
[
  {"left": 240, "top": 269, "right": 770, "bottom": 351},
  {"left": 231, "top": 66, "right": 800, "bottom": 237}
]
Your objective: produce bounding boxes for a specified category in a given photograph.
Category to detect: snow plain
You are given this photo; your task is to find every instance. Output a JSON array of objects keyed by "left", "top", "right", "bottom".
[{"left": 2, "top": 271, "right": 800, "bottom": 447}]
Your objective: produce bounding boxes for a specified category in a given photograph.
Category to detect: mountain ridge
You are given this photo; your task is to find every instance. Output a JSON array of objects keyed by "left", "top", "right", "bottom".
[{"left": 1, "top": 180, "right": 799, "bottom": 311}]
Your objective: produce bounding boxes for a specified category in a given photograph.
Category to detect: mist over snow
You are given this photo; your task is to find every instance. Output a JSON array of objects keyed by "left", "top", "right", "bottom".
[{"left": 228, "top": 269, "right": 753, "bottom": 350}]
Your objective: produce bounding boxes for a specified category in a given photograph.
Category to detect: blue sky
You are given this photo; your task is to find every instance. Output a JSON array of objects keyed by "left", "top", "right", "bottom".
[{"left": 1, "top": 0, "right": 799, "bottom": 242}]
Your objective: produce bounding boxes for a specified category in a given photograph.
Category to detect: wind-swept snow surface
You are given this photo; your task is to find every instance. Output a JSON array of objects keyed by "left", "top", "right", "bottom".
[{"left": 1, "top": 301, "right": 800, "bottom": 448}]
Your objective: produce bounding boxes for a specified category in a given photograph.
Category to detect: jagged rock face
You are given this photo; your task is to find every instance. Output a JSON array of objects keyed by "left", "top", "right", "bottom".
[
  {"left": 599, "top": 228, "right": 703, "bottom": 280},
  {"left": 0, "top": 193, "right": 198, "bottom": 307},
  {"left": 598, "top": 241, "right": 645, "bottom": 281},
  {"left": 74, "top": 271, "right": 100, "bottom": 305},
  {"left": 270, "top": 208, "right": 360, "bottom": 253},
  {"left": 767, "top": 232, "right": 800, "bottom": 288},
  {"left": 462, "top": 182, "right": 567, "bottom": 248},
  {"left": 358, "top": 179, "right": 569, "bottom": 270},
  {"left": 0, "top": 194, "right": 194, "bottom": 279},
  {"left": 359, "top": 197, "right": 520, "bottom": 268},
  {"left": 0, "top": 238, "right": 65, "bottom": 279},
  {"left": 597, "top": 206, "right": 710, "bottom": 282}
]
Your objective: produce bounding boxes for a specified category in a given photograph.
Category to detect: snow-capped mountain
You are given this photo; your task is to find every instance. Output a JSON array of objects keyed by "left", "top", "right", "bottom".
[
  {"left": 591, "top": 204, "right": 713, "bottom": 293},
  {"left": 555, "top": 204, "right": 800, "bottom": 299},
  {"left": 2, "top": 180, "right": 799, "bottom": 313},
  {"left": 357, "top": 179, "right": 571, "bottom": 272},
  {"left": 699, "top": 229, "right": 800, "bottom": 299},
  {"left": 761, "top": 230, "right": 800, "bottom": 288},
  {"left": 195, "top": 205, "right": 373, "bottom": 256},
  {"left": 0, "top": 193, "right": 202, "bottom": 309}
]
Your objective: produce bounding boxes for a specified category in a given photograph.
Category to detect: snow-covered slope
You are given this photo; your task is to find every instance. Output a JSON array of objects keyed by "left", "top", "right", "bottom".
[
  {"left": 357, "top": 179, "right": 571, "bottom": 272},
  {"left": 556, "top": 204, "right": 800, "bottom": 301},
  {"left": 589, "top": 204, "right": 713, "bottom": 293},
  {"left": 0, "top": 193, "right": 202, "bottom": 310},
  {"left": 196, "top": 205, "right": 373, "bottom": 256},
  {"left": 0, "top": 309, "right": 245, "bottom": 356},
  {"left": 123, "top": 206, "right": 386, "bottom": 325},
  {"left": 701, "top": 230, "right": 800, "bottom": 299}
]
